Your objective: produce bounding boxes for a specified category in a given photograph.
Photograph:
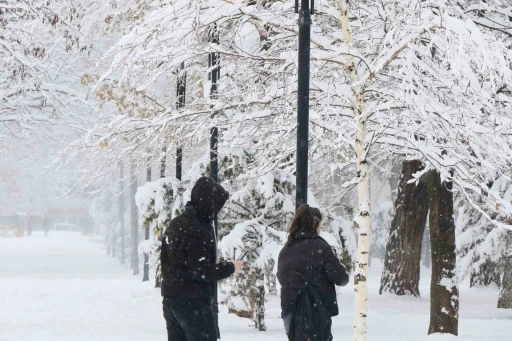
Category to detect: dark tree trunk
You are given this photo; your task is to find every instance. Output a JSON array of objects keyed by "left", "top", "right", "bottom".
[
  {"left": 130, "top": 162, "right": 139, "bottom": 275},
  {"left": 254, "top": 271, "right": 266, "bottom": 331},
  {"left": 143, "top": 159, "right": 151, "bottom": 282},
  {"left": 427, "top": 170, "right": 459, "bottom": 336},
  {"left": 160, "top": 147, "right": 167, "bottom": 179},
  {"left": 143, "top": 226, "right": 150, "bottom": 282},
  {"left": 498, "top": 256, "right": 512, "bottom": 309},
  {"left": 380, "top": 160, "right": 428, "bottom": 296},
  {"left": 155, "top": 150, "right": 166, "bottom": 288}
]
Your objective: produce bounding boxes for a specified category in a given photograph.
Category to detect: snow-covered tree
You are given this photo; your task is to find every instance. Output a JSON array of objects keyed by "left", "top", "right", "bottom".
[
  {"left": 136, "top": 177, "right": 183, "bottom": 286},
  {"left": 380, "top": 160, "right": 429, "bottom": 297},
  {"left": 219, "top": 158, "right": 355, "bottom": 328},
  {"left": 332, "top": 1, "right": 512, "bottom": 337},
  {"left": 457, "top": 175, "right": 512, "bottom": 308},
  {"left": 75, "top": 0, "right": 512, "bottom": 338},
  {"left": 1, "top": 0, "right": 94, "bottom": 139}
]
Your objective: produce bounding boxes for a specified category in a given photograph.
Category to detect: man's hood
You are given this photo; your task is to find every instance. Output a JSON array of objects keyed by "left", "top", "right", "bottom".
[{"left": 190, "top": 177, "right": 229, "bottom": 221}]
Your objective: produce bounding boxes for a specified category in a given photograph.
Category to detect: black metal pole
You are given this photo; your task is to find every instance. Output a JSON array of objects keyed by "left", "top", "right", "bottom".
[
  {"left": 209, "top": 24, "right": 220, "bottom": 184},
  {"left": 208, "top": 23, "right": 221, "bottom": 340},
  {"left": 176, "top": 62, "right": 186, "bottom": 181},
  {"left": 176, "top": 148, "right": 183, "bottom": 181},
  {"left": 295, "top": 0, "right": 313, "bottom": 209},
  {"left": 210, "top": 127, "right": 219, "bottom": 183}
]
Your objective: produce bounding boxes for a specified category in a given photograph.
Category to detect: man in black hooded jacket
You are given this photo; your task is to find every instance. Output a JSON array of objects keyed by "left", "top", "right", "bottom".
[{"left": 161, "top": 177, "right": 244, "bottom": 341}]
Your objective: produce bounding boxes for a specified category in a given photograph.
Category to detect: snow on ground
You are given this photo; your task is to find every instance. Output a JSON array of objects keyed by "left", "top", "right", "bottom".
[{"left": 1, "top": 232, "right": 511, "bottom": 341}]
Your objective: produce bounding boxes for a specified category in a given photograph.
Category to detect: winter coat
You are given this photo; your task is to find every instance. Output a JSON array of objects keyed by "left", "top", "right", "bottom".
[
  {"left": 161, "top": 177, "right": 235, "bottom": 304},
  {"left": 277, "top": 230, "right": 350, "bottom": 317}
]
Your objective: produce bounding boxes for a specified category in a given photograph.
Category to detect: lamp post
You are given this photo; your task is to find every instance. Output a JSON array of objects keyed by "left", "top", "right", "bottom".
[
  {"left": 208, "top": 22, "right": 221, "bottom": 340},
  {"left": 209, "top": 24, "right": 220, "bottom": 184},
  {"left": 295, "top": 0, "right": 314, "bottom": 209}
]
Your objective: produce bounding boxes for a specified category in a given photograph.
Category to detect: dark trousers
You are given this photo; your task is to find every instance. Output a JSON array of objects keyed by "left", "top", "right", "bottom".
[
  {"left": 163, "top": 298, "right": 217, "bottom": 341},
  {"left": 283, "top": 313, "right": 333, "bottom": 341}
]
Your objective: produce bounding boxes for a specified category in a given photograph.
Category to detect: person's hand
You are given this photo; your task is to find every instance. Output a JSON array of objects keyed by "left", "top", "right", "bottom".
[{"left": 231, "top": 260, "right": 245, "bottom": 273}]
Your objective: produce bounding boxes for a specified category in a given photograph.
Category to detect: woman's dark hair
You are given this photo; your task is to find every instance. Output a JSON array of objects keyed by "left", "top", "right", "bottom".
[{"left": 286, "top": 204, "right": 322, "bottom": 246}]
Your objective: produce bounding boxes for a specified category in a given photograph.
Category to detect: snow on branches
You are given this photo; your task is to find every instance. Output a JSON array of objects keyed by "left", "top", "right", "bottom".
[
  {"left": 92, "top": 1, "right": 512, "bottom": 227},
  {"left": 135, "top": 176, "right": 183, "bottom": 283},
  {"left": 1, "top": 0, "right": 93, "bottom": 139}
]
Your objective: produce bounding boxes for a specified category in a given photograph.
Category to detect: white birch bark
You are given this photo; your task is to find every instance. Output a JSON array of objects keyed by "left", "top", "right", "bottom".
[
  {"left": 337, "top": 1, "right": 372, "bottom": 340},
  {"left": 353, "top": 113, "right": 371, "bottom": 341}
]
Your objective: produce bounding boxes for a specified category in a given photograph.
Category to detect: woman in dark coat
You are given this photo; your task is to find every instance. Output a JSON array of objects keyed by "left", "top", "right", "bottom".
[{"left": 277, "top": 204, "right": 350, "bottom": 340}]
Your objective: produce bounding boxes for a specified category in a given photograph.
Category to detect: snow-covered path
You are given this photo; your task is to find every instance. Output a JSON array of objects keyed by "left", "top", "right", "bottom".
[
  {"left": 1, "top": 232, "right": 511, "bottom": 341},
  {"left": 0, "top": 232, "right": 164, "bottom": 341}
]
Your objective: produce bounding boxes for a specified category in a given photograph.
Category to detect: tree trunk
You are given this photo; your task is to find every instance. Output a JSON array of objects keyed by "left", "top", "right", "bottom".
[
  {"left": 130, "top": 161, "right": 139, "bottom": 275},
  {"left": 155, "top": 150, "right": 166, "bottom": 288},
  {"left": 337, "top": 1, "right": 370, "bottom": 339},
  {"left": 427, "top": 170, "right": 459, "bottom": 336},
  {"left": 498, "top": 256, "right": 512, "bottom": 309},
  {"left": 353, "top": 116, "right": 371, "bottom": 341},
  {"left": 119, "top": 162, "right": 125, "bottom": 265},
  {"left": 380, "top": 160, "right": 428, "bottom": 296},
  {"left": 422, "top": 225, "right": 431, "bottom": 268},
  {"left": 265, "top": 260, "right": 278, "bottom": 296},
  {"left": 160, "top": 146, "right": 167, "bottom": 179},
  {"left": 254, "top": 272, "right": 266, "bottom": 331},
  {"left": 143, "top": 159, "right": 151, "bottom": 282},
  {"left": 111, "top": 221, "right": 117, "bottom": 258}
]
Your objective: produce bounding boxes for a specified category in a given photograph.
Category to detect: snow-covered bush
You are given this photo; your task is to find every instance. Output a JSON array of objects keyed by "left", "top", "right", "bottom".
[
  {"left": 219, "top": 172, "right": 292, "bottom": 312},
  {"left": 321, "top": 212, "right": 356, "bottom": 273},
  {"left": 135, "top": 177, "right": 183, "bottom": 285},
  {"left": 219, "top": 167, "right": 356, "bottom": 322},
  {"left": 457, "top": 176, "right": 512, "bottom": 287},
  {"left": 219, "top": 220, "right": 283, "bottom": 329}
]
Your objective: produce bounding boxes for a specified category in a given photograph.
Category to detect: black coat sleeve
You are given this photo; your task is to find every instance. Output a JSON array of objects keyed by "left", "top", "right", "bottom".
[
  {"left": 186, "top": 228, "right": 235, "bottom": 282},
  {"left": 321, "top": 242, "right": 350, "bottom": 287}
]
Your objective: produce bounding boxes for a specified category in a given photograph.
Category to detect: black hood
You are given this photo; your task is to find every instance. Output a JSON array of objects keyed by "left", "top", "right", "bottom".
[{"left": 189, "top": 177, "right": 229, "bottom": 221}]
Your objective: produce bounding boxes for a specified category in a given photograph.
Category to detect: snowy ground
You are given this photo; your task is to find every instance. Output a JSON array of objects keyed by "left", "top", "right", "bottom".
[{"left": 1, "top": 232, "right": 511, "bottom": 341}]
